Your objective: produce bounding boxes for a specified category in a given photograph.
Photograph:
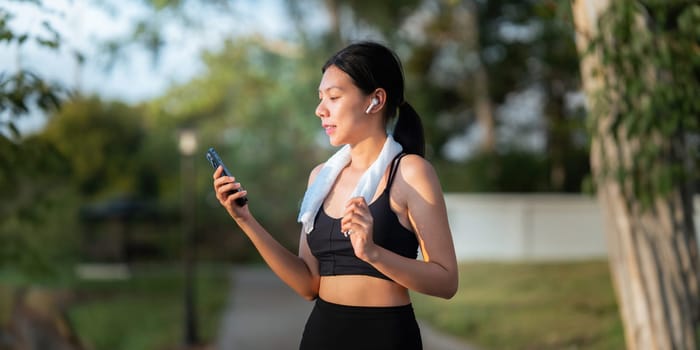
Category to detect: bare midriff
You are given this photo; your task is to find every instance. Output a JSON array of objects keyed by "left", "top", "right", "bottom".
[{"left": 318, "top": 275, "right": 411, "bottom": 307}]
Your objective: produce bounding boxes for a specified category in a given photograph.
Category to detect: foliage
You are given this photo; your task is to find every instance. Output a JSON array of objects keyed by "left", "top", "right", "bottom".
[
  {"left": 0, "top": 134, "right": 80, "bottom": 275},
  {"left": 397, "top": 0, "right": 588, "bottom": 191},
  {"left": 0, "top": 96, "right": 169, "bottom": 274},
  {"left": 0, "top": 71, "right": 64, "bottom": 138},
  {"left": 434, "top": 146, "right": 589, "bottom": 193},
  {"left": 589, "top": 0, "right": 700, "bottom": 206},
  {"left": 40, "top": 96, "right": 150, "bottom": 198},
  {"left": 0, "top": 1, "right": 69, "bottom": 140},
  {"left": 133, "top": 0, "right": 591, "bottom": 192},
  {"left": 0, "top": 1, "right": 78, "bottom": 273},
  {"left": 435, "top": 151, "right": 550, "bottom": 192},
  {"left": 145, "top": 38, "right": 328, "bottom": 251}
]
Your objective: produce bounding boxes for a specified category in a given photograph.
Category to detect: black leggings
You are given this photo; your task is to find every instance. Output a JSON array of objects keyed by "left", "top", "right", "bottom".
[{"left": 299, "top": 298, "right": 422, "bottom": 350}]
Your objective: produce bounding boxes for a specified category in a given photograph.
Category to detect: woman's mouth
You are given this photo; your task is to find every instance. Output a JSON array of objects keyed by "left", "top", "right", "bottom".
[{"left": 323, "top": 124, "right": 336, "bottom": 135}]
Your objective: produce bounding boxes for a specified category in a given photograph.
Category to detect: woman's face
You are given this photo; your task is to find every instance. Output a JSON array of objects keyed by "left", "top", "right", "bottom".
[{"left": 315, "top": 65, "right": 374, "bottom": 147}]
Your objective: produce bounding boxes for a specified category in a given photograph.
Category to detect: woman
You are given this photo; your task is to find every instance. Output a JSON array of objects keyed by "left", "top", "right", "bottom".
[{"left": 213, "top": 41, "right": 458, "bottom": 350}]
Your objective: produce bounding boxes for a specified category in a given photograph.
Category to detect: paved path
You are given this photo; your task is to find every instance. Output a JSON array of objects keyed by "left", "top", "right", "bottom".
[{"left": 215, "top": 266, "right": 478, "bottom": 350}]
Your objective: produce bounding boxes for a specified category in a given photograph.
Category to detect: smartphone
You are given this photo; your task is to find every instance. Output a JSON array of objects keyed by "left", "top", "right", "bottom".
[{"left": 206, "top": 147, "right": 248, "bottom": 207}]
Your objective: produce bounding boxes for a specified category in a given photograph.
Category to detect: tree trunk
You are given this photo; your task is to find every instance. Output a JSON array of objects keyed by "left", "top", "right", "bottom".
[
  {"left": 324, "top": 0, "right": 343, "bottom": 45},
  {"left": 473, "top": 64, "right": 495, "bottom": 153},
  {"left": 463, "top": 0, "right": 495, "bottom": 153},
  {"left": 572, "top": 1, "right": 700, "bottom": 349}
]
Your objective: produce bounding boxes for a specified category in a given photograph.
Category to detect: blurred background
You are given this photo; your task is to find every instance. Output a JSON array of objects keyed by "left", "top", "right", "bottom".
[{"left": 1, "top": 0, "right": 696, "bottom": 349}]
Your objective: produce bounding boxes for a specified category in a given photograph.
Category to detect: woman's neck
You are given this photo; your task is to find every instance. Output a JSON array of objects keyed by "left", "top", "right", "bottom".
[{"left": 348, "top": 134, "right": 388, "bottom": 171}]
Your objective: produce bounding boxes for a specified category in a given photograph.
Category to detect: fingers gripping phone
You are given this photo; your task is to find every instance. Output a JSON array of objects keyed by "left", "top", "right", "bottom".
[{"left": 206, "top": 147, "right": 248, "bottom": 207}]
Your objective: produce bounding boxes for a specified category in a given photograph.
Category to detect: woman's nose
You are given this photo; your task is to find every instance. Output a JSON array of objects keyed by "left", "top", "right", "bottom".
[{"left": 315, "top": 101, "right": 328, "bottom": 118}]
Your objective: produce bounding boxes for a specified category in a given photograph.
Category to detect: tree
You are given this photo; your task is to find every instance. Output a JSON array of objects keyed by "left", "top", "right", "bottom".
[
  {"left": 96, "top": 0, "right": 590, "bottom": 193},
  {"left": 389, "top": 0, "right": 587, "bottom": 191},
  {"left": 41, "top": 96, "right": 148, "bottom": 197},
  {"left": 0, "top": 1, "right": 80, "bottom": 274},
  {"left": 0, "top": 134, "right": 79, "bottom": 275},
  {"left": 144, "top": 37, "right": 324, "bottom": 249},
  {"left": 0, "top": 1, "right": 68, "bottom": 141},
  {"left": 572, "top": 1, "right": 699, "bottom": 348}
]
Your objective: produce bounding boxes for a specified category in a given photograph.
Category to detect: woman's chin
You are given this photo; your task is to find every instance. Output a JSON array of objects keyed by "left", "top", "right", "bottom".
[{"left": 328, "top": 137, "right": 344, "bottom": 147}]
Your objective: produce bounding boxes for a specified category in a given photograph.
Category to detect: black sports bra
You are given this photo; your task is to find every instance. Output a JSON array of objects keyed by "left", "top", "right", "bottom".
[{"left": 306, "top": 153, "right": 419, "bottom": 281}]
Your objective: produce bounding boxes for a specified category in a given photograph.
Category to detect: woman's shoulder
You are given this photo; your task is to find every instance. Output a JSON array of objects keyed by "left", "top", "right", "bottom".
[
  {"left": 396, "top": 154, "right": 436, "bottom": 180},
  {"left": 391, "top": 154, "right": 443, "bottom": 206}
]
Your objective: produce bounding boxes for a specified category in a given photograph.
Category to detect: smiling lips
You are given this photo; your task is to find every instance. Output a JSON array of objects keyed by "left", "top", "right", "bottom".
[{"left": 323, "top": 124, "right": 336, "bottom": 135}]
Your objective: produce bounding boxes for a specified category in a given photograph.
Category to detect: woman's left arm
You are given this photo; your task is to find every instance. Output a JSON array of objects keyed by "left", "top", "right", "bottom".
[{"left": 343, "top": 155, "right": 458, "bottom": 299}]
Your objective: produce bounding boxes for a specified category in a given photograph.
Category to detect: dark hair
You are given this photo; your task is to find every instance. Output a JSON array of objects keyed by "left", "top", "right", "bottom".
[{"left": 322, "top": 41, "right": 425, "bottom": 157}]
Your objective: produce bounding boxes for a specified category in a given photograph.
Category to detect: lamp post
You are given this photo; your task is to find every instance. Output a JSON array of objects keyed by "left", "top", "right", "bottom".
[{"left": 178, "top": 127, "right": 199, "bottom": 347}]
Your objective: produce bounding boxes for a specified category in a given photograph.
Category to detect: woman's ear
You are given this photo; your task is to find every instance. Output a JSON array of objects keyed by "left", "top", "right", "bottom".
[
  {"left": 365, "top": 89, "right": 387, "bottom": 114},
  {"left": 365, "top": 97, "right": 379, "bottom": 114}
]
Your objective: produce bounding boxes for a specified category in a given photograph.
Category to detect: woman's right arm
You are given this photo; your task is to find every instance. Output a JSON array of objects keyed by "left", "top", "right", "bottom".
[{"left": 213, "top": 165, "right": 322, "bottom": 301}]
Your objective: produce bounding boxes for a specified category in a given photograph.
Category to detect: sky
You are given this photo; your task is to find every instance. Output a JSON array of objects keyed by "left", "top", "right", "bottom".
[{"left": 2, "top": 0, "right": 319, "bottom": 134}]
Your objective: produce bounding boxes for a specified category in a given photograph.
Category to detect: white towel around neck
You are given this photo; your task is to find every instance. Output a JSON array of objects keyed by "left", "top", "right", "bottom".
[{"left": 297, "top": 135, "right": 403, "bottom": 234}]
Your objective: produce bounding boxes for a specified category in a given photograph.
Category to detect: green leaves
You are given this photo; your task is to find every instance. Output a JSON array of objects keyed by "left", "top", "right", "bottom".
[
  {"left": 0, "top": 3, "right": 73, "bottom": 143},
  {"left": 588, "top": 0, "right": 700, "bottom": 207},
  {"left": 40, "top": 97, "right": 147, "bottom": 197},
  {"left": 0, "top": 70, "right": 64, "bottom": 123}
]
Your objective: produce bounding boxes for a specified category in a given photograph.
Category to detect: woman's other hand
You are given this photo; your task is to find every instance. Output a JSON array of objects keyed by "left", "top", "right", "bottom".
[{"left": 341, "top": 197, "right": 379, "bottom": 263}]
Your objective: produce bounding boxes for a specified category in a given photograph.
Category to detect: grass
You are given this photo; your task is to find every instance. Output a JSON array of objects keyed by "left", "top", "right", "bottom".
[
  {"left": 1, "top": 260, "right": 631, "bottom": 349},
  {"left": 412, "top": 260, "right": 626, "bottom": 350},
  {"left": 0, "top": 286, "right": 12, "bottom": 325},
  {"left": 68, "top": 263, "right": 230, "bottom": 350},
  {"left": 0, "top": 263, "right": 231, "bottom": 350}
]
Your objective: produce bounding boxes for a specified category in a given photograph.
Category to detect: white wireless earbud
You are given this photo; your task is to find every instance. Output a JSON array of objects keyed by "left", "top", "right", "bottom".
[{"left": 365, "top": 97, "right": 379, "bottom": 114}]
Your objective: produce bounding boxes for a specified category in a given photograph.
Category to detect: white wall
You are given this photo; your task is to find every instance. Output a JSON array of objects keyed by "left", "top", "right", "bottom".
[{"left": 445, "top": 194, "right": 700, "bottom": 262}]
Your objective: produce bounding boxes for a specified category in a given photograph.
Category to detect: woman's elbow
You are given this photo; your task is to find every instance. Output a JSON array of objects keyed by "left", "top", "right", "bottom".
[
  {"left": 297, "top": 282, "right": 319, "bottom": 301},
  {"left": 444, "top": 282, "right": 458, "bottom": 299},
  {"left": 300, "top": 291, "right": 318, "bottom": 301},
  {"left": 439, "top": 273, "right": 459, "bottom": 299}
]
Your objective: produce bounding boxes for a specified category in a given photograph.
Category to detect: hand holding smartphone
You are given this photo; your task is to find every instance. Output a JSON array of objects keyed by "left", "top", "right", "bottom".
[{"left": 206, "top": 147, "right": 249, "bottom": 207}]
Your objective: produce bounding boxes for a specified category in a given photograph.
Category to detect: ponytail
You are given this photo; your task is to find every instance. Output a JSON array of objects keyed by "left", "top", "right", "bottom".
[{"left": 393, "top": 102, "right": 425, "bottom": 157}]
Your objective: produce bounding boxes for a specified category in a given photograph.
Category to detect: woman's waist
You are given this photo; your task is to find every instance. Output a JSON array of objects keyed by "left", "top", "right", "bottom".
[{"left": 318, "top": 275, "right": 410, "bottom": 307}]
